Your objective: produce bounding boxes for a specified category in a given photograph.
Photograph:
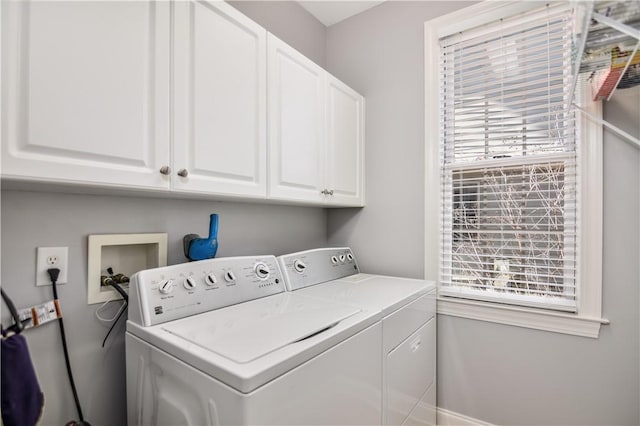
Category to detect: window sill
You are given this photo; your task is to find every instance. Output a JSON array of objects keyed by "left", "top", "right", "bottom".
[{"left": 437, "top": 296, "right": 609, "bottom": 338}]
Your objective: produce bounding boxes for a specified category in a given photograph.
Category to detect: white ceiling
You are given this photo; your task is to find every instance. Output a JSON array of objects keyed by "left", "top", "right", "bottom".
[{"left": 297, "top": 1, "right": 386, "bottom": 27}]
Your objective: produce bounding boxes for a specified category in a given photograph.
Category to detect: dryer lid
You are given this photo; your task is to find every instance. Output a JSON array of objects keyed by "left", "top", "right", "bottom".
[
  {"left": 297, "top": 274, "right": 434, "bottom": 316},
  {"left": 161, "top": 293, "right": 361, "bottom": 363}
]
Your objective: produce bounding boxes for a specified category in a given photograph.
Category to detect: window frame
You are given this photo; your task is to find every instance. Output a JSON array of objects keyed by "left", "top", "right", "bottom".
[{"left": 424, "top": 1, "right": 608, "bottom": 338}]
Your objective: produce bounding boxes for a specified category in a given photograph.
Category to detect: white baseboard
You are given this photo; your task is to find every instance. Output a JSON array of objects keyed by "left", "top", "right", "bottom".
[{"left": 437, "top": 407, "right": 494, "bottom": 426}]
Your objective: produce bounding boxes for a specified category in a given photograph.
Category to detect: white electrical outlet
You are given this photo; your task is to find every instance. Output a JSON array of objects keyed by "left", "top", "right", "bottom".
[{"left": 36, "top": 247, "right": 69, "bottom": 286}]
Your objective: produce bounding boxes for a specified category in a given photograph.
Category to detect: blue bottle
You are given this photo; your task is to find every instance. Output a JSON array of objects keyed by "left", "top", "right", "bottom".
[{"left": 183, "top": 214, "right": 219, "bottom": 261}]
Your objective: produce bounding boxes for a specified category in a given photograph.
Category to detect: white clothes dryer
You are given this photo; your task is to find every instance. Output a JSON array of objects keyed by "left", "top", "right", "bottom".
[
  {"left": 126, "top": 255, "right": 383, "bottom": 425},
  {"left": 278, "top": 248, "right": 437, "bottom": 426}
]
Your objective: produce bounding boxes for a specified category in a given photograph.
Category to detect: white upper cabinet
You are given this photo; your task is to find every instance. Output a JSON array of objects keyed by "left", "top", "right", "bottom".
[
  {"left": 267, "top": 33, "right": 325, "bottom": 204},
  {"left": 325, "top": 75, "right": 365, "bottom": 206},
  {"left": 172, "top": 1, "right": 267, "bottom": 197},
  {"left": 1, "top": 1, "right": 171, "bottom": 189},
  {"left": 268, "top": 34, "right": 365, "bottom": 206},
  {"left": 1, "top": 1, "right": 364, "bottom": 206}
]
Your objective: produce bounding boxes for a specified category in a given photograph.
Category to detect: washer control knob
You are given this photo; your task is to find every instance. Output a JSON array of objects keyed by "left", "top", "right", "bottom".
[
  {"left": 255, "top": 263, "right": 270, "bottom": 279},
  {"left": 205, "top": 273, "right": 217, "bottom": 286},
  {"left": 339, "top": 254, "right": 346, "bottom": 263},
  {"left": 184, "top": 276, "right": 196, "bottom": 290},
  {"left": 224, "top": 271, "right": 236, "bottom": 282},
  {"left": 293, "top": 259, "right": 307, "bottom": 273},
  {"left": 346, "top": 253, "right": 354, "bottom": 261},
  {"left": 158, "top": 279, "right": 175, "bottom": 294},
  {"left": 330, "top": 255, "right": 339, "bottom": 264}
]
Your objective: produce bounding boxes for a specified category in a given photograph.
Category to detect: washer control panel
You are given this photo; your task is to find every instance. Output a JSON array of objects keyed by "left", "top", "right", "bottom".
[
  {"left": 277, "top": 247, "right": 359, "bottom": 291},
  {"left": 129, "top": 255, "right": 284, "bottom": 326}
]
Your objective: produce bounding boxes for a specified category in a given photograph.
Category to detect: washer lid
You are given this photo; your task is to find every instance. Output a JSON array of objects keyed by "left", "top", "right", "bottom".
[{"left": 161, "top": 294, "right": 360, "bottom": 363}]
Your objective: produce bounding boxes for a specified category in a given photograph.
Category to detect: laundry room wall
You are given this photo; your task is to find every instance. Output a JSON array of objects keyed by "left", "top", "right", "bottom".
[
  {"left": 0, "top": 3, "right": 327, "bottom": 425},
  {"left": 325, "top": 0, "right": 475, "bottom": 279},
  {"left": 325, "top": 2, "right": 640, "bottom": 425},
  {"left": 228, "top": 0, "right": 326, "bottom": 67}
]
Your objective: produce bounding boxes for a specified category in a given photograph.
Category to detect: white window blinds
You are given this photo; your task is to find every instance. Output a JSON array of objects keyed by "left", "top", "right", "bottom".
[{"left": 439, "top": 5, "right": 578, "bottom": 312}]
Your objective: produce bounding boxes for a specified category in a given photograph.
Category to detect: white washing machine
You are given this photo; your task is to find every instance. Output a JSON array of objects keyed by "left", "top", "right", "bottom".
[
  {"left": 126, "top": 255, "right": 383, "bottom": 425},
  {"left": 278, "top": 248, "right": 437, "bottom": 426}
]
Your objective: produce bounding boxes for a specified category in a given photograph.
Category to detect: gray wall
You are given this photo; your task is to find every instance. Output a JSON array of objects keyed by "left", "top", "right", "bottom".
[
  {"left": 325, "top": 1, "right": 476, "bottom": 279},
  {"left": 326, "top": 2, "right": 640, "bottom": 425},
  {"left": 228, "top": 0, "right": 327, "bottom": 67},
  {"left": 0, "top": 4, "right": 327, "bottom": 425}
]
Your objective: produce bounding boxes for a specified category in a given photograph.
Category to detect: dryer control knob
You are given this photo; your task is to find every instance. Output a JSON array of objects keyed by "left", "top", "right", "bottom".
[
  {"left": 205, "top": 273, "right": 217, "bottom": 286},
  {"left": 293, "top": 259, "right": 307, "bottom": 273},
  {"left": 225, "top": 271, "right": 236, "bottom": 282},
  {"left": 346, "top": 253, "right": 354, "bottom": 261},
  {"left": 255, "top": 263, "right": 270, "bottom": 279},
  {"left": 339, "top": 254, "right": 346, "bottom": 263},
  {"left": 184, "top": 276, "right": 196, "bottom": 290},
  {"left": 158, "top": 279, "right": 175, "bottom": 294}
]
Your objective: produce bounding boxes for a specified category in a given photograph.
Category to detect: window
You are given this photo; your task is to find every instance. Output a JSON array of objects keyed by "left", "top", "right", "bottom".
[
  {"left": 425, "top": 2, "right": 606, "bottom": 337},
  {"left": 440, "top": 5, "right": 577, "bottom": 311}
]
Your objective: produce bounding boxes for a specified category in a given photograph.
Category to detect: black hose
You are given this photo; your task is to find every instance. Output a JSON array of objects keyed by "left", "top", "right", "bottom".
[
  {"left": 101, "top": 281, "right": 128, "bottom": 348},
  {"left": 48, "top": 268, "right": 89, "bottom": 425},
  {"left": 101, "top": 302, "right": 127, "bottom": 348}
]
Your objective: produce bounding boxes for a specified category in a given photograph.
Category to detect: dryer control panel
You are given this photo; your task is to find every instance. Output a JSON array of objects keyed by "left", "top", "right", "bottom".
[
  {"left": 277, "top": 247, "right": 360, "bottom": 291},
  {"left": 129, "top": 255, "right": 285, "bottom": 326}
]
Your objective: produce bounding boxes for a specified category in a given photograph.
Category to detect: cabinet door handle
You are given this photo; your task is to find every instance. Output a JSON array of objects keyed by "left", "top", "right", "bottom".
[
  {"left": 320, "top": 189, "right": 328, "bottom": 195},
  {"left": 177, "top": 169, "right": 189, "bottom": 178},
  {"left": 328, "top": 189, "right": 334, "bottom": 195},
  {"left": 159, "top": 166, "right": 171, "bottom": 175}
]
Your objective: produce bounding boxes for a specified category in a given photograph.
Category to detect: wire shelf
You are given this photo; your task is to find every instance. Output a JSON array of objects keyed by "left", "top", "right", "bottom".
[{"left": 572, "top": 0, "right": 640, "bottom": 149}]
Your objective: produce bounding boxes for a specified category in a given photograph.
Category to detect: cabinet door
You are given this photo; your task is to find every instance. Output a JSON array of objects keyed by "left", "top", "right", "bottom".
[
  {"left": 385, "top": 319, "right": 436, "bottom": 426},
  {"left": 325, "top": 75, "right": 365, "bottom": 206},
  {"left": 268, "top": 34, "right": 325, "bottom": 203},
  {"left": 1, "top": 1, "right": 170, "bottom": 189},
  {"left": 172, "top": 1, "right": 267, "bottom": 197}
]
